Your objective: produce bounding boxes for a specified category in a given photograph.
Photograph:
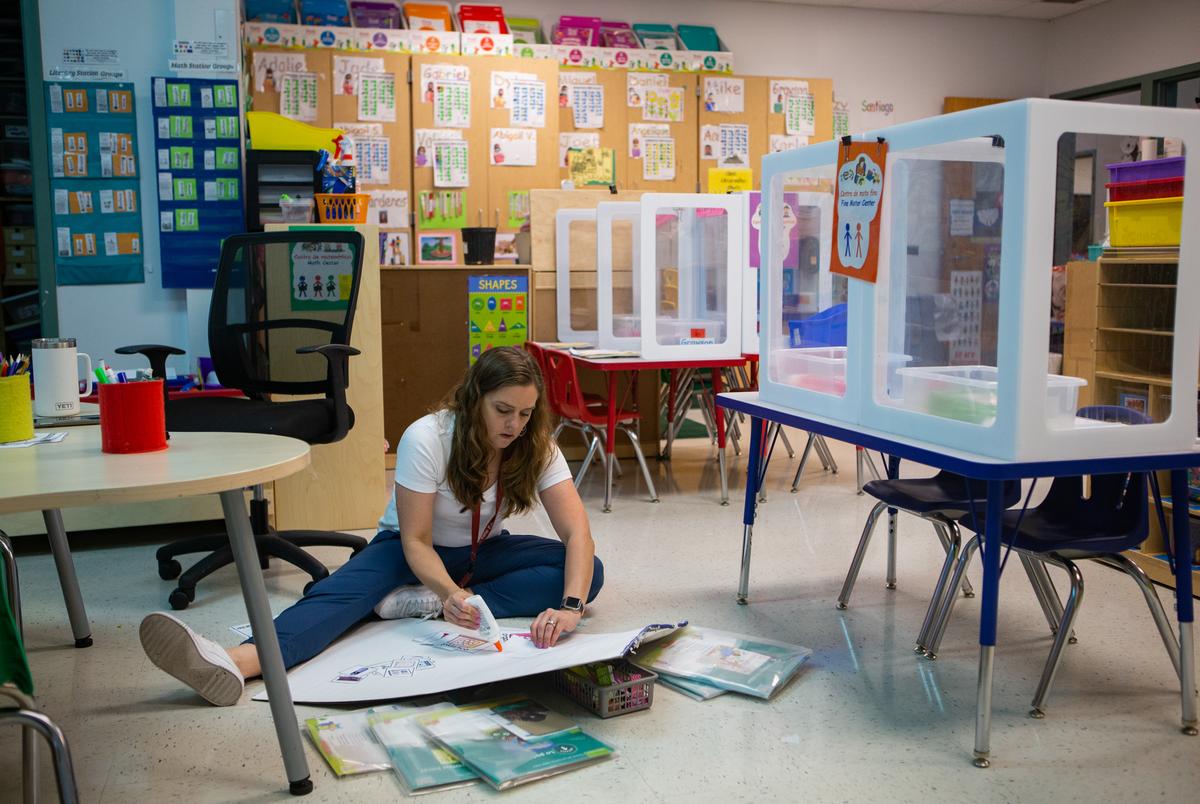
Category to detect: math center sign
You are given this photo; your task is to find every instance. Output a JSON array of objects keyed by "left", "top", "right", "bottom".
[
  {"left": 290, "top": 241, "right": 354, "bottom": 311},
  {"left": 468, "top": 275, "right": 528, "bottom": 363}
]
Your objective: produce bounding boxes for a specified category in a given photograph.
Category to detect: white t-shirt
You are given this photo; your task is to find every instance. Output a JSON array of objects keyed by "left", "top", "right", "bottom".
[{"left": 378, "top": 410, "right": 573, "bottom": 547}]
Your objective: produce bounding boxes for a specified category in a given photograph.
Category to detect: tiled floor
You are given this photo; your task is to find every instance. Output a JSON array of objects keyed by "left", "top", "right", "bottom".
[{"left": 3, "top": 432, "right": 1198, "bottom": 802}]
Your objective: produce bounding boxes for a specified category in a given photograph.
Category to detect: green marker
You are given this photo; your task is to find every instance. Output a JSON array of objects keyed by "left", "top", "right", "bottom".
[{"left": 94, "top": 366, "right": 108, "bottom": 385}]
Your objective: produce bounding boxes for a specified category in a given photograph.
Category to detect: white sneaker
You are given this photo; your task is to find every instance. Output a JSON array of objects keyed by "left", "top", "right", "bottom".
[
  {"left": 374, "top": 585, "right": 442, "bottom": 620},
  {"left": 139, "top": 612, "right": 245, "bottom": 706}
]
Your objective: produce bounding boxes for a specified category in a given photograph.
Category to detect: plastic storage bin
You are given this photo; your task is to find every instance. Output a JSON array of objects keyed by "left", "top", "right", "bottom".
[
  {"left": 1105, "top": 156, "right": 1185, "bottom": 183},
  {"left": 772, "top": 347, "right": 910, "bottom": 397},
  {"left": 552, "top": 659, "right": 657, "bottom": 718},
  {"left": 1104, "top": 196, "right": 1183, "bottom": 247},
  {"left": 315, "top": 193, "right": 370, "bottom": 223},
  {"left": 654, "top": 318, "right": 726, "bottom": 345},
  {"left": 1105, "top": 177, "right": 1184, "bottom": 202},
  {"left": 897, "top": 365, "right": 1086, "bottom": 428},
  {"left": 278, "top": 197, "right": 314, "bottom": 222},
  {"left": 787, "top": 303, "right": 847, "bottom": 348}
]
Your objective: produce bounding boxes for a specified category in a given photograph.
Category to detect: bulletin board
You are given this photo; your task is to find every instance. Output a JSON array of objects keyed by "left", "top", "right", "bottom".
[
  {"left": 764, "top": 76, "right": 835, "bottom": 149},
  {"left": 623, "top": 72, "right": 697, "bottom": 193},
  {"left": 249, "top": 47, "right": 334, "bottom": 126},
  {"left": 330, "top": 52, "right": 412, "bottom": 267},
  {"left": 556, "top": 67, "right": 627, "bottom": 188},
  {"left": 697, "top": 75, "right": 768, "bottom": 190},
  {"left": 150, "top": 76, "right": 246, "bottom": 289},
  {"left": 45, "top": 81, "right": 144, "bottom": 285}
]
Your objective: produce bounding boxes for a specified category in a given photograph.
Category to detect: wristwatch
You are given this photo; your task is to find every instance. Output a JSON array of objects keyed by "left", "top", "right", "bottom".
[{"left": 559, "top": 596, "right": 584, "bottom": 613}]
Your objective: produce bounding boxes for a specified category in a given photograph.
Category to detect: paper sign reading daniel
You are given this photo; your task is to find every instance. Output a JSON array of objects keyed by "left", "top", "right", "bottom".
[{"left": 830, "top": 140, "right": 887, "bottom": 284}]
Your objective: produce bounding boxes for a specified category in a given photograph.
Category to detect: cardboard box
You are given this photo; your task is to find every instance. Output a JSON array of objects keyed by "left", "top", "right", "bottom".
[
  {"left": 5, "top": 244, "right": 36, "bottom": 262},
  {"left": 4, "top": 261, "right": 36, "bottom": 284},
  {"left": 3, "top": 226, "right": 32, "bottom": 244}
]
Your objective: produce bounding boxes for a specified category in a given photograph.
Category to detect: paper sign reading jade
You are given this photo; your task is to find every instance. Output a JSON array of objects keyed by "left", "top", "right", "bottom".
[{"left": 830, "top": 139, "right": 887, "bottom": 284}]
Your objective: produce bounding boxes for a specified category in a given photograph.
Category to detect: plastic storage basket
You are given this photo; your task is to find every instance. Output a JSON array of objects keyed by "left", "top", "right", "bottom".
[
  {"left": 897, "top": 365, "right": 1085, "bottom": 427},
  {"left": 1105, "top": 156, "right": 1185, "bottom": 184},
  {"left": 552, "top": 659, "right": 657, "bottom": 718},
  {"left": 315, "top": 193, "right": 370, "bottom": 223},
  {"left": 1104, "top": 196, "right": 1183, "bottom": 247},
  {"left": 279, "top": 197, "right": 314, "bottom": 223},
  {"left": 1105, "top": 177, "right": 1184, "bottom": 202}
]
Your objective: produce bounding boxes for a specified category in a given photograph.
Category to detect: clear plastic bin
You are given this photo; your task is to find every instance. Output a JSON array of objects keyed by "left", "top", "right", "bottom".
[
  {"left": 613, "top": 313, "right": 641, "bottom": 338},
  {"left": 897, "top": 365, "right": 1086, "bottom": 427},
  {"left": 772, "top": 347, "right": 911, "bottom": 397},
  {"left": 654, "top": 317, "right": 726, "bottom": 345},
  {"left": 278, "top": 197, "right": 314, "bottom": 223}
]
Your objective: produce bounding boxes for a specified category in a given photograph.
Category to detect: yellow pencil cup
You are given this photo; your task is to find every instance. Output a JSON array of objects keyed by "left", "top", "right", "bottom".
[{"left": 0, "top": 373, "right": 34, "bottom": 443}]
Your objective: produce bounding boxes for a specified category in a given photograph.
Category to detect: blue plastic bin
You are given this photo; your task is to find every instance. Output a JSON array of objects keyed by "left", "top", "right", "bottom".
[{"left": 788, "top": 304, "right": 847, "bottom": 348}]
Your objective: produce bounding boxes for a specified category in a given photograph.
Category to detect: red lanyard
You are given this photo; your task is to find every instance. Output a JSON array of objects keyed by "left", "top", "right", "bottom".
[{"left": 459, "top": 476, "right": 502, "bottom": 588}]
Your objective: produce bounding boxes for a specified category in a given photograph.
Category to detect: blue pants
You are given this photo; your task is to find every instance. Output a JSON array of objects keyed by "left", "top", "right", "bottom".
[{"left": 255, "top": 530, "right": 604, "bottom": 669}]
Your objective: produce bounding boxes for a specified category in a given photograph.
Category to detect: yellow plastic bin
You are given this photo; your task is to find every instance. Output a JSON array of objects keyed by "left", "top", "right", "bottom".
[{"left": 1104, "top": 196, "right": 1183, "bottom": 247}]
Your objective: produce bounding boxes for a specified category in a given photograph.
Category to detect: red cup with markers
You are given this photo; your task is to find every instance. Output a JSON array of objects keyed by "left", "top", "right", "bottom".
[{"left": 99, "top": 379, "right": 168, "bottom": 454}]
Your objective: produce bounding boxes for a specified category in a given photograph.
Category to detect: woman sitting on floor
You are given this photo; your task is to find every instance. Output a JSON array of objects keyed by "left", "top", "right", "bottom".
[{"left": 139, "top": 346, "right": 603, "bottom": 705}]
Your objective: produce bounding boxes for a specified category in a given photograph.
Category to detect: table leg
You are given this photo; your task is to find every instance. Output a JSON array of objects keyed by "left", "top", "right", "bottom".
[
  {"left": 42, "top": 510, "right": 92, "bottom": 648},
  {"left": 1170, "top": 469, "right": 1198, "bottom": 736},
  {"left": 973, "top": 479, "right": 1004, "bottom": 768},
  {"left": 603, "top": 373, "right": 618, "bottom": 514},
  {"left": 219, "top": 490, "right": 312, "bottom": 796},
  {"left": 664, "top": 370, "right": 678, "bottom": 460},
  {"left": 737, "top": 416, "right": 764, "bottom": 604},
  {"left": 885, "top": 456, "right": 900, "bottom": 591},
  {"left": 712, "top": 367, "right": 728, "bottom": 506}
]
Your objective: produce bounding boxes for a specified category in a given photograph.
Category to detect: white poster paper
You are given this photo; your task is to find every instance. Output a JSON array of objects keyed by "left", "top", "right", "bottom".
[
  {"left": 434, "top": 80, "right": 471, "bottom": 128},
  {"left": 414, "top": 128, "right": 463, "bottom": 168},
  {"left": 489, "top": 71, "right": 537, "bottom": 109},
  {"left": 769, "top": 80, "right": 810, "bottom": 114},
  {"left": 570, "top": 85, "right": 604, "bottom": 129},
  {"left": 643, "top": 87, "right": 684, "bottom": 123},
  {"left": 703, "top": 77, "right": 744, "bottom": 114},
  {"left": 279, "top": 72, "right": 318, "bottom": 122},
  {"left": 368, "top": 190, "right": 409, "bottom": 228},
  {"left": 509, "top": 80, "right": 546, "bottom": 128},
  {"left": 557, "top": 71, "right": 596, "bottom": 107},
  {"left": 700, "top": 124, "right": 720, "bottom": 160},
  {"left": 718, "top": 123, "right": 750, "bottom": 168},
  {"left": 643, "top": 137, "right": 676, "bottom": 181},
  {"left": 629, "top": 123, "right": 669, "bottom": 159},
  {"left": 785, "top": 93, "right": 815, "bottom": 136},
  {"left": 357, "top": 73, "right": 396, "bottom": 122},
  {"left": 950, "top": 199, "right": 975, "bottom": 237},
  {"left": 253, "top": 618, "right": 683, "bottom": 704},
  {"left": 490, "top": 128, "right": 537, "bottom": 166},
  {"left": 559, "top": 132, "right": 600, "bottom": 167},
  {"left": 357, "top": 137, "right": 391, "bottom": 185},
  {"left": 253, "top": 51, "right": 307, "bottom": 93},
  {"left": 333, "top": 56, "right": 385, "bottom": 95},
  {"left": 418, "top": 63, "right": 471, "bottom": 104},
  {"left": 770, "top": 134, "right": 807, "bottom": 153},
  {"left": 433, "top": 139, "right": 469, "bottom": 187},
  {"left": 627, "top": 72, "right": 668, "bottom": 108}
]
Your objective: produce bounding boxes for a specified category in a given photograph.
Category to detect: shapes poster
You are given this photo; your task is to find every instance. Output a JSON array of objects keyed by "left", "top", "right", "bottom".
[
  {"left": 469, "top": 275, "right": 528, "bottom": 364},
  {"left": 151, "top": 76, "right": 245, "bottom": 289},
  {"left": 46, "top": 81, "right": 143, "bottom": 285}
]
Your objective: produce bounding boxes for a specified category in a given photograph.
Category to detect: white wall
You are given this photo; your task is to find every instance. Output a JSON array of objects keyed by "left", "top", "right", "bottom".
[
  {"left": 37, "top": 0, "right": 236, "bottom": 375},
  {"left": 508, "top": 0, "right": 1050, "bottom": 130},
  {"left": 1046, "top": 0, "right": 1200, "bottom": 95}
]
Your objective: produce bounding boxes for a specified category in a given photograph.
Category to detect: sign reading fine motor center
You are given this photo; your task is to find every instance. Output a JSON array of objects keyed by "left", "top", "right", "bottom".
[{"left": 830, "top": 139, "right": 887, "bottom": 284}]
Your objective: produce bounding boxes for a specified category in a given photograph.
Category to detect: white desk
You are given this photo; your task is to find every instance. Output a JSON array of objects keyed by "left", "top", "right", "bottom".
[{"left": 0, "top": 427, "right": 318, "bottom": 795}]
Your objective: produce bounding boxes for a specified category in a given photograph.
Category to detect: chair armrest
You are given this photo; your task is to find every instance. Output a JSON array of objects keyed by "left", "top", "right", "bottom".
[
  {"left": 115, "top": 344, "right": 185, "bottom": 380},
  {"left": 297, "top": 344, "right": 361, "bottom": 443}
]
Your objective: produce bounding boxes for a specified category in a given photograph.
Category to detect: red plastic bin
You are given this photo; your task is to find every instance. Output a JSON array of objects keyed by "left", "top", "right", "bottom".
[
  {"left": 1106, "top": 177, "right": 1185, "bottom": 202},
  {"left": 1106, "top": 156, "right": 1185, "bottom": 184}
]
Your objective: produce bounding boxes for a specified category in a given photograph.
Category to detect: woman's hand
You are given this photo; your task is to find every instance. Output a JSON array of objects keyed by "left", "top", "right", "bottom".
[
  {"left": 531, "top": 608, "right": 581, "bottom": 648},
  {"left": 442, "top": 589, "right": 480, "bottom": 629}
]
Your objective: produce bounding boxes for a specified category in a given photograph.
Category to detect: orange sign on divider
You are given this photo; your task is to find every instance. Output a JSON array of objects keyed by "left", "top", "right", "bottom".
[{"left": 830, "top": 138, "right": 888, "bottom": 284}]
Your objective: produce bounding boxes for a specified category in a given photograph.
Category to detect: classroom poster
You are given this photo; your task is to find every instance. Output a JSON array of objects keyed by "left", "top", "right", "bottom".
[
  {"left": 332, "top": 56, "right": 385, "bottom": 95},
  {"left": 418, "top": 64, "right": 470, "bottom": 104},
  {"left": 506, "top": 190, "right": 530, "bottom": 228},
  {"left": 46, "top": 81, "right": 143, "bottom": 285},
  {"left": 643, "top": 137, "right": 675, "bottom": 181},
  {"left": 707, "top": 168, "right": 752, "bottom": 194},
  {"left": 358, "top": 73, "right": 396, "bottom": 122},
  {"left": 489, "top": 71, "right": 536, "bottom": 109},
  {"left": 567, "top": 147, "right": 616, "bottom": 187},
  {"left": 151, "top": 76, "right": 245, "bottom": 289},
  {"left": 290, "top": 241, "right": 354, "bottom": 311},
  {"left": 718, "top": 123, "right": 750, "bottom": 168},
  {"left": 785, "top": 93, "right": 815, "bottom": 136},
  {"left": 413, "top": 128, "right": 462, "bottom": 168},
  {"left": 628, "top": 123, "right": 668, "bottom": 159},
  {"left": 700, "top": 125, "right": 720, "bottom": 160},
  {"left": 643, "top": 87, "right": 684, "bottom": 123},
  {"left": 367, "top": 190, "right": 409, "bottom": 229},
  {"left": 416, "top": 190, "right": 467, "bottom": 229},
  {"left": 468, "top": 275, "right": 528, "bottom": 364},
  {"left": 626, "top": 72, "right": 667, "bottom": 108},
  {"left": 833, "top": 105, "right": 851, "bottom": 139},
  {"left": 703, "top": 77, "right": 744, "bottom": 113},
  {"left": 253, "top": 51, "right": 306, "bottom": 93},
  {"left": 434, "top": 80, "right": 471, "bottom": 127},
  {"left": 557, "top": 71, "right": 596, "bottom": 107},
  {"left": 490, "top": 128, "right": 536, "bottom": 166},
  {"left": 508, "top": 80, "right": 546, "bottom": 128},
  {"left": 279, "top": 72, "right": 318, "bottom": 121},
  {"left": 559, "top": 131, "right": 599, "bottom": 167},
  {"left": 356, "top": 137, "right": 390, "bottom": 184},
  {"left": 770, "top": 134, "right": 807, "bottom": 153},
  {"left": 830, "top": 139, "right": 887, "bottom": 284},
  {"left": 379, "top": 230, "right": 411, "bottom": 266},
  {"left": 949, "top": 199, "right": 975, "bottom": 237},
  {"left": 433, "top": 140, "right": 469, "bottom": 187},
  {"left": 769, "top": 80, "right": 809, "bottom": 114},
  {"left": 949, "top": 270, "right": 982, "bottom": 364},
  {"left": 569, "top": 84, "right": 604, "bottom": 129},
  {"left": 494, "top": 231, "right": 519, "bottom": 262}
]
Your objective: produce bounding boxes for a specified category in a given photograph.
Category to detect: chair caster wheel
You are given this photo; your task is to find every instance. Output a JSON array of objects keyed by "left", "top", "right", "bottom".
[
  {"left": 1029, "top": 708, "right": 1045, "bottom": 719},
  {"left": 158, "top": 559, "right": 182, "bottom": 580},
  {"left": 1068, "top": 636, "right": 1078, "bottom": 644},
  {"left": 169, "top": 588, "right": 195, "bottom": 610},
  {"left": 1183, "top": 725, "right": 1198, "bottom": 736}
]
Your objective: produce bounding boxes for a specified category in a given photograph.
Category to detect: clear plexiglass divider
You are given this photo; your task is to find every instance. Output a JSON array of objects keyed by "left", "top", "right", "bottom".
[
  {"left": 638, "top": 193, "right": 745, "bottom": 360},
  {"left": 596, "top": 201, "right": 643, "bottom": 351},
  {"left": 555, "top": 208, "right": 600, "bottom": 344},
  {"left": 760, "top": 99, "right": 1198, "bottom": 462}
]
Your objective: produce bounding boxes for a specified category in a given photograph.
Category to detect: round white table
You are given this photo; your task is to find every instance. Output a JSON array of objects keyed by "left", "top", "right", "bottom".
[{"left": 0, "top": 427, "right": 317, "bottom": 795}]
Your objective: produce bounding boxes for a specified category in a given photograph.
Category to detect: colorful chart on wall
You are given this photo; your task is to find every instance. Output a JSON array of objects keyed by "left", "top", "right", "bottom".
[
  {"left": 45, "top": 81, "right": 144, "bottom": 285},
  {"left": 468, "top": 275, "right": 528, "bottom": 363},
  {"left": 150, "top": 76, "right": 246, "bottom": 289}
]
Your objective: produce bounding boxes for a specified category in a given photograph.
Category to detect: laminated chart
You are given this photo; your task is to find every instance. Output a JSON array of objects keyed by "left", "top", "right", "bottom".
[
  {"left": 151, "top": 76, "right": 246, "bottom": 289},
  {"left": 45, "top": 81, "right": 143, "bottom": 285}
]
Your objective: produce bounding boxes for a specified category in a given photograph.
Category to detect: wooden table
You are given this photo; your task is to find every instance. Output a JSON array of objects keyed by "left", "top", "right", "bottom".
[{"left": 0, "top": 427, "right": 319, "bottom": 796}]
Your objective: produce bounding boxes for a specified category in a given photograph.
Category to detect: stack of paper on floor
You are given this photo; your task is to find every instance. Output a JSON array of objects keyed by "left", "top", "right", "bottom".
[
  {"left": 369, "top": 703, "right": 479, "bottom": 796},
  {"left": 304, "top": 708, "right": 396, "bottom": 777},
  {"left": 256, "top": 619, "right": 685, "bottom": 704},
  {"left": 631, "top": 626, "right": 812, "bottom": 700}
]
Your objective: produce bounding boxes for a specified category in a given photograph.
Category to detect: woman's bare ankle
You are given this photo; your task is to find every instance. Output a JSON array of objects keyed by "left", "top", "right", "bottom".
[{"left": 227, "top": 644, "right": 262, "bottom": 680}]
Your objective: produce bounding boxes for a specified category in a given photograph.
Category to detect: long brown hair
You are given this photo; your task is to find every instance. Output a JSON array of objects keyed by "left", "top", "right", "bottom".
[{"left": 442, "top": 346, "right": 552, "bottom": 517}]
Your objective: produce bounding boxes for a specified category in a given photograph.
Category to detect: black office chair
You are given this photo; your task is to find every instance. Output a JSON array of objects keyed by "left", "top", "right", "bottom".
[{"left": 119, "top": 231, "right": 368, "bottom": 609}]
